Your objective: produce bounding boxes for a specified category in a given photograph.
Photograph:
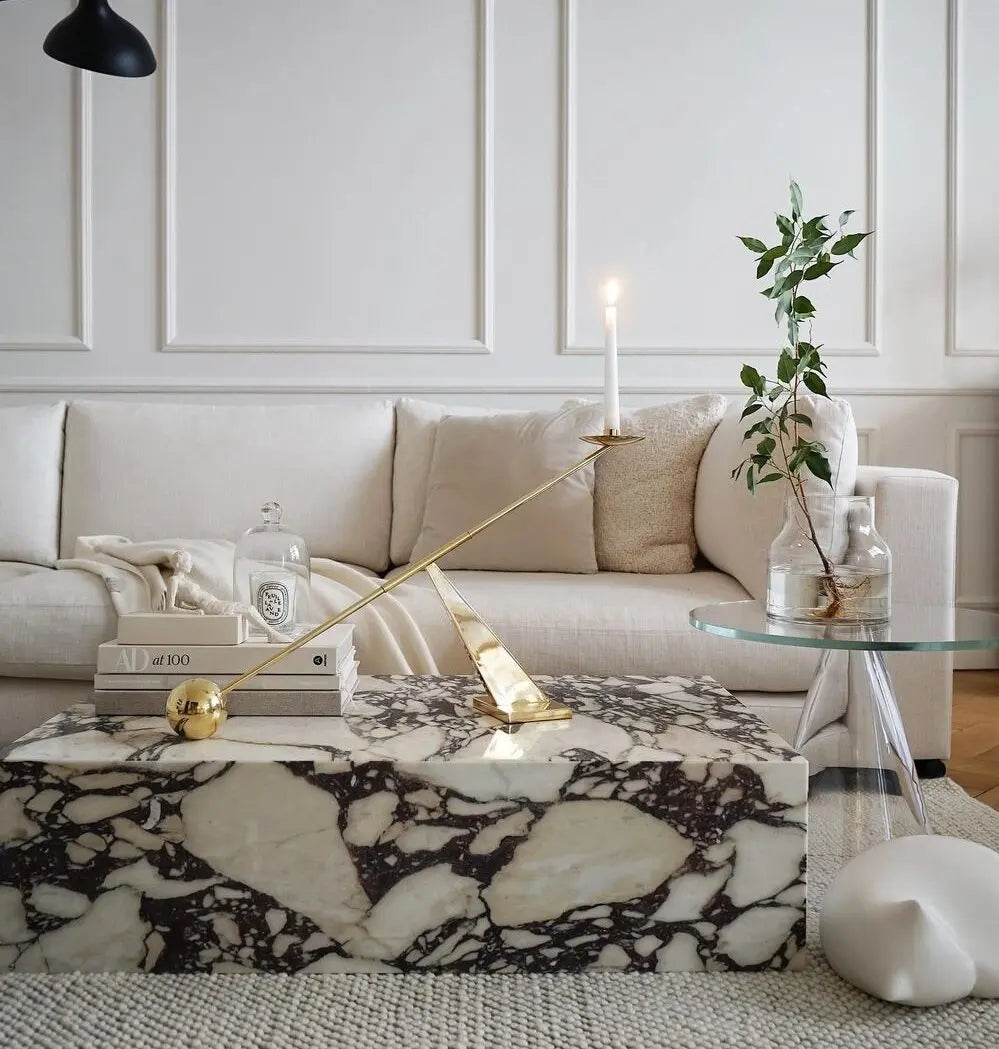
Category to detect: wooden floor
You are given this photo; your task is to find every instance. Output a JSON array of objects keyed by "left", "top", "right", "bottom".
[{"left": 950, "top": 670, "right": 999, "bottom": 809}]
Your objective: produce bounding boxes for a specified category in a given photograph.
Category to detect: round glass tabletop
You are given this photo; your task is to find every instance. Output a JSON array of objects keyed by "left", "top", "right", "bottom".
[{"left": 689, "top": 601, "right": 999, "bottom": 651}]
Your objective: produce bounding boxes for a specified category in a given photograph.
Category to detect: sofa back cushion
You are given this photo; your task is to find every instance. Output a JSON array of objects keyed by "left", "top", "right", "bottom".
[
  {"left": 392, "top": 398, "right": 517, "bottom": 566},
  {"left": 410, "top": 403, "right": 603, "bottom": 573},
  {"left": 0, "top": 402, "right": 66, "bottom": 566},
  {"left": 595, "top": 395, "right": 728, "bottom": 574},
  {"left": 61, "top": 400, "right": 395, "bottom": 573},
  {"left": 694, "top": 395, "right": 858, "bottom": 599}
]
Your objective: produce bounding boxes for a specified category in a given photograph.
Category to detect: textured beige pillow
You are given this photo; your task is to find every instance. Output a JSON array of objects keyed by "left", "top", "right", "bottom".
[
  {"left": 411, "top": 403, "right": 603, "bottom": 572},
  {"left": 594, "top": 395, "right": 728, "bottom": 573}
]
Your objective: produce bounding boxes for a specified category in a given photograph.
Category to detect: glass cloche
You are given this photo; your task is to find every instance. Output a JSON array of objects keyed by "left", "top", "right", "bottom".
[{"left": 233, "top": 501, "right": 312, "bottom": 634}]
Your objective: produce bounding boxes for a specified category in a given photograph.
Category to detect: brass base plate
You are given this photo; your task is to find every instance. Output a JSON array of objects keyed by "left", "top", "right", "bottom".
[
  {"left": 472, "top": 694, "right": 573, "bottom": 724},
  {"left": 580, "top": 433, "right": 645, "bottom": 447}
]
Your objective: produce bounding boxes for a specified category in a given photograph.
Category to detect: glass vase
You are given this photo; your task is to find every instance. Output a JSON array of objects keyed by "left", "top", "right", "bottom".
[
  {"left": 766, "top": 493, "right": 891, "bottom": 624},
  {"left": 233, "top": 501, "right": 312, "bottom": 634}
]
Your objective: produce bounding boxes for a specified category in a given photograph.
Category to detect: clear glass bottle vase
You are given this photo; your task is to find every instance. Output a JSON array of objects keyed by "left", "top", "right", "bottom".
[{"left": 766, "top": 493, "right": 891, "bottom": 624}]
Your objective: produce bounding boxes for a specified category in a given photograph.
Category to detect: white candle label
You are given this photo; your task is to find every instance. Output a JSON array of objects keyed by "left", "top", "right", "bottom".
[{"left": 250, "top": 570, "right": 297, "bottom": 628}]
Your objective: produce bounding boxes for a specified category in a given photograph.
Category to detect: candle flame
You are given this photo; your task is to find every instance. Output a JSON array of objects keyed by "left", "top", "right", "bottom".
[{"left": 605, "top": 280, "right": 620, "bottom": 307}]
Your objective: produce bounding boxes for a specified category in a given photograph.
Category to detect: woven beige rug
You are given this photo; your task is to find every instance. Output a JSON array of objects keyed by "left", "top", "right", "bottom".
[{"left": 2, "top": 779, "right": 997, "bottom": 1049}]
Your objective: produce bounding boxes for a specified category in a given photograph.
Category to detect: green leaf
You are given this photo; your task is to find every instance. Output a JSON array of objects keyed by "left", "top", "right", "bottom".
[
  {"left": 803, "top": 259, "right": 836, "bottom": 280},
  {"left": 740, "top": 401, "right": 763, "bottom": 420},
  {"left": 757, "top": 255, "right": 775, "bottom": 279},
  {"left": 838, "top": 210, "right": 854, "bottom": 227},
  {"left": 772, "top": 270, "right": 805, "bottom": 300},
  {"left": 789, "top": 180, "right": 803, "bottom": 219},
  {"left": 757, "top": 436, "right": 776, "bottom": 456},
  {"left": 768, "top": 384, "right": 783, "bottom": 401},
  {"left": 776, "top": 214, "right": 794, "bottom": 236},
  {"left": 802, "top": 371, "right": 828, "bottom": 397},
  {"left": 801, "top": 215, "right": 827, "bottom": 237},
  {"left": 793, "top": 295, "right": 815, "bottom": 315},
  {"left": 740, "top": 364, "right": 764, "bottom": 395},
  {"left": 746, "top": 464, "right": 756, "bottom": 493},
  {"left": 804, "top": 449, "right": 833, "bottom": 487},
  {"left": 758, "top": 472, "right": 784, "bottom": 484},
  {"left": 731, "top": 461, "right": 745, "bottom": 480},
  {"left": 831, "top": 231, "right": 871, "bottom": 256},
  {"left": 739, "top": 236, "right": 768, "bottom": 253},
  {"left": 762, "top": 243, "right": 790, "bottom": 263},
  {"left": 760, "top": 284, "right": 776, "bottom": 299},
  {"left": 788, "top": 412, "right": 813, "bottom": 426},
  {"left": 775, "top": 292, "right": 791, "bottom": 325},
  {"left": 776, "top": 350, "right": 795, "bottom": 383},
  {"left": 743, "top": 420, "right": 770, "bottom": 439}
]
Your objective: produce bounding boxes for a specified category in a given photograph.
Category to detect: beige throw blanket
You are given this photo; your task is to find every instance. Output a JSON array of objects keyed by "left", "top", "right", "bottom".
[{"left": 57, "top": 536, "right": 469, "bottom": 676}]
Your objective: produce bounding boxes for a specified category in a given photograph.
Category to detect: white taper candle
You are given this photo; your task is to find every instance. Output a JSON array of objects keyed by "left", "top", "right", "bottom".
[{"left": 603, "top": 280, "right": 621, "bottom": 433}]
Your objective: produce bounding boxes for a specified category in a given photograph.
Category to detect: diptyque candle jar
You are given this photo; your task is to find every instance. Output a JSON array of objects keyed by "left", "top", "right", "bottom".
[{"left": 233, "top": 501, "right": 312, "bottom": 633}]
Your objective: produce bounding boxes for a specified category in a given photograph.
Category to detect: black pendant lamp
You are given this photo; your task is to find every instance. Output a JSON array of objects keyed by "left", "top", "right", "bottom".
[{"left": 42, "top": 0, "right": 156, "bottom": 78}]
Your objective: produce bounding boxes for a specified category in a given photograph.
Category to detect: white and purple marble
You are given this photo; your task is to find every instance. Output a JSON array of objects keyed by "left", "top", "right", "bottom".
[{"left": 0, "top": 675, "right": 807, "bottom": 974}]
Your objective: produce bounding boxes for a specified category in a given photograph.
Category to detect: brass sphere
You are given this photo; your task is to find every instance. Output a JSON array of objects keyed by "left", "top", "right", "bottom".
[{"left": 165, "top": 678, "right": 227, "bottom": 739}]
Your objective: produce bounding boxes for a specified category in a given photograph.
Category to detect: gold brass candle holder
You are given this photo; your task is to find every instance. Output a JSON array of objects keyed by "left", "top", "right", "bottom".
[{"left": 165, "top": 431, "right": 644, "bottom": 739}]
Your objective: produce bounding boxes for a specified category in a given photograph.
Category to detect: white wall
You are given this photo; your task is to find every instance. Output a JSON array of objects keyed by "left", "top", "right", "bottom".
[{"left": 0, "top": 0, "right": 997, "bottom": 606}]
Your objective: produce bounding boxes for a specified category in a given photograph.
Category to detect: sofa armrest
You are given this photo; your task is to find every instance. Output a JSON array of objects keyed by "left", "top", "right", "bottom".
[
  {"left": 853, "top": 467, "right": 958, "bottom": 604},
  {"left": 854, "top": 467, "right": 958, "bottom": 761}
]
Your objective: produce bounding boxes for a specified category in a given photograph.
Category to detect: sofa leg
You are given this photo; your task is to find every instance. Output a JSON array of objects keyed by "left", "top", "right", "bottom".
[{"left": 915, "top": 758, "right": 947, "bottom": 780}]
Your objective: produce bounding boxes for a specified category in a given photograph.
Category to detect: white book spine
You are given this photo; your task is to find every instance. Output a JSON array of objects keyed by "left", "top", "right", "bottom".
[
  {"left": 116, "top": 613, "right": 248, "bottom": 646},
  {"left": 95, "top": 671, "right": 352, "bottom": 692},
  {"left": 97, "top": 640, "right": 353, "bottom": 676}
]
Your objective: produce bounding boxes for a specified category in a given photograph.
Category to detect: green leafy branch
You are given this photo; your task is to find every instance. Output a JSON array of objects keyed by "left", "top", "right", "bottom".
[{"left": 733, "top": 179, "right": 871, "bottom": 586}]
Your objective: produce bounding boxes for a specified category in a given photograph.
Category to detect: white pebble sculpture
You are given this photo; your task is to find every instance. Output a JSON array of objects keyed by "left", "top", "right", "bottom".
[{"left": 821, "top": 834, "right": 999, "bottom": 1006}]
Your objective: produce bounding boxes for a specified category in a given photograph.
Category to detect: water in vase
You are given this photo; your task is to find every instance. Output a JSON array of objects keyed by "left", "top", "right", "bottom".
[{"left": 767, "top": 565, "right": 891, "bottom": 624}]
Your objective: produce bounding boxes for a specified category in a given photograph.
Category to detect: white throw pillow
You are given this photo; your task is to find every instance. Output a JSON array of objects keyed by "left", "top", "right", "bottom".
[
  {"left": 595, "top": 395, "right": 727, "bottom": 573},
  {"left": 0, "top": 403, "right": 66, "bottom": 566},
  {"left": 391, "top": 398, "right": 510, "bottom": 567},
  {"left": 694, "top": 395, "right": 858, "bottom": 599},
  {"left": 410, "top": 403, "right": 603, "bottom": 573}
]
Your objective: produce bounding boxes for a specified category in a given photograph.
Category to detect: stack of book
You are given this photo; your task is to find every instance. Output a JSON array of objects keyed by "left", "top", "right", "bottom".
[{"left": 93, "top": 613, "right": 357, "bottom": 716}]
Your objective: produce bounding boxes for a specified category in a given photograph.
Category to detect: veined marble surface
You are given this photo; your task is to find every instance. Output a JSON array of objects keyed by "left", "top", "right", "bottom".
[{"left": 0, "top": 675, "right": 807, "bottom": 974}]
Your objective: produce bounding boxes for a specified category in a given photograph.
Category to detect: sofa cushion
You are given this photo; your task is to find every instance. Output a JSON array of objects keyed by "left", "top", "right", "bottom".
[
  {"left": 694, "top": 395, "right": 858, "bottom": 599},
  {"left": 0, "top": 567, "right": 116, "bottom": 679},
  {"left": 61, "top": 401, "right": 395, "bottom": 573},
  {"left": 411, "top": 404, "right": 603, "bottom": 573},
  {"left": 392, "top": 399, "right": 517, "bottom": 566},
  {"left": 595, "top": 395, "right": 727, "bottom": 573},
  {"left": 396, "top": 569, "right": 816, "bottom": 692},
  {"left": 0, "top": 403, "right": 66, "bottom": 567},
  {"left": 0, "top": 562, "right": 50, "bottom": 585}
]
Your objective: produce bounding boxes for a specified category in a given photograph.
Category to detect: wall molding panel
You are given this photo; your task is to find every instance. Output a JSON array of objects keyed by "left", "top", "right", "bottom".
[
  {"left": 0, "top": 68, "right": 92, "bottom": 352},
  {"left": 1, "top": 381, "right": 996, "bottom": 400},
  {"left": 856, "top": 426, "right": 880, "bottom": 465},
  {"left": 558, "top": 0, "right": 881, "bottom": 358},
  {"left": 945, "top": 0, "right": 999, "bottom": 358},
  {"left": 159, "top": 0, "right": 495, "bottom": 355},
  {"left": 949, "top": 423, "right": 999, "bottom": 608}
]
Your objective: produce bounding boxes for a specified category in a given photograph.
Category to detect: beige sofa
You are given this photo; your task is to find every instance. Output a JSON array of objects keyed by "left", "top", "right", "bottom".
[{"left": 0, "top": 399, "right": 958, "bottom": 762}]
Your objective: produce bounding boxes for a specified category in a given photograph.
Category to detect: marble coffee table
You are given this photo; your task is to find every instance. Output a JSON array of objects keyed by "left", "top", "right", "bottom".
[{"left": 0, "top": 674, "right": 807, "bottom": 974}]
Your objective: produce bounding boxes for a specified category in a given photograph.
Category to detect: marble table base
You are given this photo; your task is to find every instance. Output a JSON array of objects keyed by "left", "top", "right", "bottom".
[{"left": 0, "top": 675, "right": 807, "bottom": 974}]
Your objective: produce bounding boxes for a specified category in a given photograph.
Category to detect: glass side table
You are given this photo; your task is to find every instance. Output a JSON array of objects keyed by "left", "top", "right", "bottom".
[{"left": 689, "top": 601, "right": 999, "bottom": 862}]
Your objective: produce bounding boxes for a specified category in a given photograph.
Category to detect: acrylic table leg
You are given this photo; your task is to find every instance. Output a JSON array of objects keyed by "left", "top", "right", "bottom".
[
  {"left": 793, "top": 642, "right": 931, "bottom": 850},
  {"left": 794, "top": 647, "right": 848, "bottom": 753},
  {"left": 862, "top": 647, "right": 930, "bottom": 832}
]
